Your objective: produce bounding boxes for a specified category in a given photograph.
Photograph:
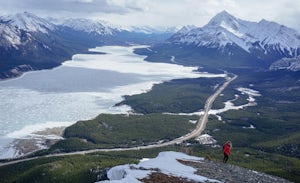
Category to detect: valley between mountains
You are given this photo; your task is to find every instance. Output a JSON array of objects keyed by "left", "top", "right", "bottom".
[{"left": 0, "top": 10, "right": 299, "bottom": 183}]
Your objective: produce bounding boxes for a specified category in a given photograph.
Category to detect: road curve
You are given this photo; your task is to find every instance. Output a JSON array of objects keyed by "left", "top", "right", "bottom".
[{"left": 0, "top": 75, "right": 237, "bottom": 167}]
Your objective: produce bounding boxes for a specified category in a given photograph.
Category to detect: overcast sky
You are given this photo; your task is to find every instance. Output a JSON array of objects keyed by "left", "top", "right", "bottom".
[{"left": 0, "top": 0, "right": 299, "bottom": 30}]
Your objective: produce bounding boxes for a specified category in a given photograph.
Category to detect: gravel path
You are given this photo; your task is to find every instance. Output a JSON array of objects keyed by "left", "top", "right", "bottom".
[{"left": 180, "top": 159, "right": 292, "bottom": 183}]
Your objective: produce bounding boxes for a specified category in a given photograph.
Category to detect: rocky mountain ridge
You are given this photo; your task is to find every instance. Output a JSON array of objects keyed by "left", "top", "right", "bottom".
[
  {"left": 270, "top": 56, "right": 300, "bottom": 71},
  {"left": 142, "top": 11, "right": 300, "bottom": 70},
  {"left": 54, "top": 18, "right": 115, "bottom": 36},
  {"left": 0, "top": 12, "right": 56, "bottom": 48},
  {"left": 169, "top": 11, "right": 300, "bottom": 58},
  {"left": 0, "top": 12, "right": 174, "bottom": 79},
  {"left": 0, "top": 12, "right": 71, "bottom": 78}
]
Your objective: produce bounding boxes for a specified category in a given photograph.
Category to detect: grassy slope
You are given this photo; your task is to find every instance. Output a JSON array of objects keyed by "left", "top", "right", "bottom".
[
  {"left": 46, "top": 113, "right": 197, "bottom": 153},
  {"left": 118, "top": 77, "right": 226, "bottom": 114},
  {"left": 0, "top": 147, "right": 177, "bottom": 183}
]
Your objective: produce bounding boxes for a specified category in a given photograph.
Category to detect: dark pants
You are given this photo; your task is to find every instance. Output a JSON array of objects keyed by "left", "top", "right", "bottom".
[{"left": 223, "top": 153, "right": 229, "bottom": 163}]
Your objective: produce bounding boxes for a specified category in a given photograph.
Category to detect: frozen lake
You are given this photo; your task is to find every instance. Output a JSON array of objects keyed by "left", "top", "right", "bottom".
[{"left": 0, "top": 45, "right": 226, "bottom": 159}]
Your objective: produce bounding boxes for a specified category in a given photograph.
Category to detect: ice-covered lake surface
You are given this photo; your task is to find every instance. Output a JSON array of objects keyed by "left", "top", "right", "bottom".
[{"left": 0, "top": 45, "right": 226, "bottom": 159}]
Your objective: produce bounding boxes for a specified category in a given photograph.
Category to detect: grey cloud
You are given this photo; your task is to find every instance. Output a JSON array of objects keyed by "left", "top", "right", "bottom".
[
  {"left": 0, "top": 0, "right": 299, "bottom": 31},
  {"left": 0, "top": 0, "right": 141, "bottom": 16}
]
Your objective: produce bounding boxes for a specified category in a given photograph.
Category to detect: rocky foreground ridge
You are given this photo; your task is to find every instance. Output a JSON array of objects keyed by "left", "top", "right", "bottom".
[{"left": 98, "top": 151, "right": 292, "bottom": 183}]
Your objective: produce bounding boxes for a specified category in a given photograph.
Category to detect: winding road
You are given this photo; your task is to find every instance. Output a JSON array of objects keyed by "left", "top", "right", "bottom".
[{"left": 0, "top": 75, "right": 237, "bottom": 167}]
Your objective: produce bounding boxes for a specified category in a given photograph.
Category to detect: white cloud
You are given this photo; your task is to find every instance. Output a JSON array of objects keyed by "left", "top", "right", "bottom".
[
  {"left": 0, "top": 0, "right": 299, "bottom": 30},
  {"left": 97, "top": 0, "right": 239, "bottom": 28},
  {"left": 97, "top": 0, "right": 300, "bottom": 30},
  {"left": 77, "top": 0, "right": 94, "bottom": 3}
]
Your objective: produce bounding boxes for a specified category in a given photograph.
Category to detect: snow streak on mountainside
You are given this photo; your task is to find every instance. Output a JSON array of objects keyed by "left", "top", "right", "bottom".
[
  {"left": 125, "top": 26, "right": 179, "bottom": 34},
  {"left": 0, "top": 20, "right": 22, "bottom": 48},
  {"left": 176, "top": 25, "right": 198, "bottom": 35},
  {"left": 169, "top": 11, "right": 300, "bottom": 57},
  {"left": 3, "top": 12, "right": 55, "bottom": 33},
  {"left": 0, "top": 12, "right": 79, "bottom": 79},
  {"left": 0, "top": 11, "right": 177, "bottom": 51},
  {"left": 270, "top": 56, "right": 300, "bottom": 71},
  {"left": 57, "top": 18, "right": 114, "bottom": 35},
  {"left": 50, "top": 18, "right": 178, "bottom": 35},
  {"left": 0, "top": 12, "right": 55, "bottom": 49}
]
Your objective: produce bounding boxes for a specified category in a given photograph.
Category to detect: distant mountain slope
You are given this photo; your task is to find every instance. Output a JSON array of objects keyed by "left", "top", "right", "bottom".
[
  {"left": 0, "top": 12, "right": 173, "bottom": 79},
  {"left": 139, "top": 11, "right": 300, "bottom": 69},
  {"left": 270, "top": 56, "right": 300, "bottom": 71},
  {"left": 170, "top": 11, "right": 300, "bottom": 56},
  {"left": 0, "top": 12, "right": 74, "bottom": 78},
  {"left": 54, "top": 18, "right": 174, "bottom": 46},
  {"left": 0, "top": 12, "right": 55, "bottom": 49},
  {"left": 58, "top": 18, "right": 114, "bottom": 35}
]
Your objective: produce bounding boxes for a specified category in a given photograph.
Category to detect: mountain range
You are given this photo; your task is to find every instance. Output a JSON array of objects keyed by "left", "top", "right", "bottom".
[
  {"left": 170, "top": 11, "right": 300, "bottom": 56},
  {"left": 1, "top": 11, "right": 300, "bottom": 79},
  {"left": 0, "top": 12, "right": 81, "bottom": 78},
  {"left": 0, "top": 12, "right": 174, "bottom": 79},
  {"left": 0, "top": 11, "right": 299, "bottom": 183},
  {"left": 141, "top": 11, "right": 300, "bottom": 71}
]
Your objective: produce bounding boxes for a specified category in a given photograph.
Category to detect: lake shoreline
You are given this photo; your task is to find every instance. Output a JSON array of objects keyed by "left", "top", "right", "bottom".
[
  {"left": 0, "top": 45, "right": 225, "bottom": 160},
  {"left": 14, "top": 126, "right": 66, "bottom": 157}
]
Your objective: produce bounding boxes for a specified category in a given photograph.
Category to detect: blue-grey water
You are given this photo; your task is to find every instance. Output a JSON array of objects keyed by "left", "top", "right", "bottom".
[{"left": 1, "top": 67, "right": 143, "bottom": 93}]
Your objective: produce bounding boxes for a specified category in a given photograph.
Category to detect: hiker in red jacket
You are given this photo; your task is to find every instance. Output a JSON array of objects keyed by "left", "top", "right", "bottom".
[{"left": 223, "top": 141, "right": 232, "bottom": 163}]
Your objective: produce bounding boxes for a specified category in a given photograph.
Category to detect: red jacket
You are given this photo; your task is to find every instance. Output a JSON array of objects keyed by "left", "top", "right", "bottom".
[{"left": 223, "top": 144, "right": 231, "bottom": 155}]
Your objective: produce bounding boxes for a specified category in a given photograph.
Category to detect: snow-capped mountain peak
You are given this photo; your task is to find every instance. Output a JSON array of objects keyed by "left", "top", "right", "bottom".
[
  {"left": 169, "top": 11, "right": 253, "bottom": 52},
  {"left": 59, "top": 18, "right": 114, "bottom": 35},
  {"left": 253, "top": 19, "right": 300, "bottom": 51},
  {"left": 169, "top": 11, "right": 300, "bottom": 57},
  {"left": 206, "top": 11, "right": 239, "bottom": 28},
  {"left": 0, "top": 12, "right": 57, "bottom": 49},
  {"left": 207, "top": 11, "right": 252, "bottom": 38},
  {"left": 2, "top": 12, "right": 55, "bottom": 33},
  {"left": 124, "top": 25, "right": 179, "bottom": 34},
  {"left": 177, "top": 25, "right": 198, "bottom": 34}
]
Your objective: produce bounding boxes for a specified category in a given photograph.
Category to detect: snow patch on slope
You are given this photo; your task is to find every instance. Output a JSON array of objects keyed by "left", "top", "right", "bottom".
[
  {"left": 60, "top": 18, "right": 114, "bottom": 35},
  {"left": 0, "top": 12, "right": 55, "bottom": 48},
  {"left": 2, "top": 12, "right": 55, "bottom": 33},
  {"left": 270, "top": 56, "right": 300, "bottom": 71},
  {"left": 98, "top": 151, "right": 220, "bottom": 183}
]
